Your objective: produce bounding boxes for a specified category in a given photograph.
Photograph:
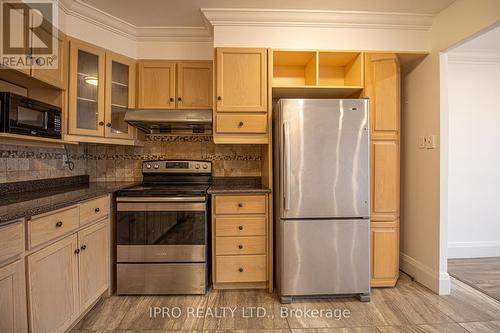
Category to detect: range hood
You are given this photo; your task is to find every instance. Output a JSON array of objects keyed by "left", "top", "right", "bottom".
[{"left": 124, "top": 109, "right": 212, "bottom": 135}]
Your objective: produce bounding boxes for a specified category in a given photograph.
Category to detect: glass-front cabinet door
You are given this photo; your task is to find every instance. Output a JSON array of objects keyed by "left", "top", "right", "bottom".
[
  {"left": 68, "top": 40, "right": 105, "bottom": 136},
  {"left": 105, "top": 52, "right": 136, "bottom": 139}
]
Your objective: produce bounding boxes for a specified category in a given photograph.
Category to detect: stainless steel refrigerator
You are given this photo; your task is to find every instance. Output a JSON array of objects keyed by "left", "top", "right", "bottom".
[{"left": 273, "top": 98, "right": 371, "bottom": 303}]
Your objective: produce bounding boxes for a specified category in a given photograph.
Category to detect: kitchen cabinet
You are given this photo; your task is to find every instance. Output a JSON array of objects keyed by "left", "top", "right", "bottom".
[
  {"left": 67, "top": 39, "right": 139, "bottom": 145},
  {"left": 105, "top": 52, "right": 137, "bottom": 139},
  {"left": 364, "top": 53, "right": 401, "bottom": 287},
  {"left": 214, "top": 48, "right": 268, "bottom": 144},
  {"left": 68, "top": 39, "right": 106, "bottom": 137},
  {"left": 215, "top": 48, "right": 267, "bottom": 112},
  {"left": 137, "top": 60, "right": 213, "bottom": 109},
  {"left": 212, "top": 193, "right": 270, "bottom": 289},
  {"left": 137, "top": 60, "right": 176, "bottom": 108},
  {"left": 0, "top": 259, "right": 28, "bottom": 333},
  {"left": 28, "top": 234, "right": 80, "bottom": 333},
  {"left": 31, "top": 30, "right": 68, "bottom": 89},
  {"left": 177, "top": 62, "right": 213, "bottom": 109}
]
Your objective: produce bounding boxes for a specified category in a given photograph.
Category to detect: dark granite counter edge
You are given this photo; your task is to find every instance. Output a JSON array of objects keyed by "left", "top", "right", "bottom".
[
  {"left": 0, "top": 182, "right": 140, "bottom": 226},
  {"left": 208, "top": 176, "right": 271, "bottom": 194}
]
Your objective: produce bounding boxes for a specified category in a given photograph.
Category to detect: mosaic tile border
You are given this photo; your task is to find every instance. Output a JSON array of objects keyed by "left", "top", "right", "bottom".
[{"left": 147, "top": 135, "right": 213, "bottom": 142}]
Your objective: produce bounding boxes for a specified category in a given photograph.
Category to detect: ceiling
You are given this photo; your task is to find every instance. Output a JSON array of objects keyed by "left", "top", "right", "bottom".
[{"left": 80, "top": 0, "right": 456, "bottom": 28}]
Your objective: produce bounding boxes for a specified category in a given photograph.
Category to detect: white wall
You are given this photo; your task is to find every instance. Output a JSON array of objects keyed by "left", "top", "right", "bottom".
[{"left": 446, "top": 54, "right": 500, "bottom": 258}]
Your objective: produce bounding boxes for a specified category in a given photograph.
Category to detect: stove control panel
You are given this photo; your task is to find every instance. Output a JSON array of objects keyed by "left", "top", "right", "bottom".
[{"left": 143, "top": 160, "right": 211, "bottom": 173}]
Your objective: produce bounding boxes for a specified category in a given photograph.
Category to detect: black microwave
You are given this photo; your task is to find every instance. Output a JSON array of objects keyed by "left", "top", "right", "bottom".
[{"left": 0, "top": 92, "right": 62, "bottom": 139}]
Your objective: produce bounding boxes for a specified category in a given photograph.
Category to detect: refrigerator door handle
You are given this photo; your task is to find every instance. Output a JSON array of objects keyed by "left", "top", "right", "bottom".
[{"left": 283, "top": 122, "right": 290, "bottom": 211}]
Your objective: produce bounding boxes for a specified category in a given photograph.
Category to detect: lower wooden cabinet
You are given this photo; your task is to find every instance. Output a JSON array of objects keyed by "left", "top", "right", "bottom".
[
  {"left": 212, "top": 193, "right": 270, "bottom": 290},
  {"left": 371, "top": 222, "right": 400, "bottom": 287},
  {"left": 0, "top": 259, "right": 28, "bottom": 333},
  {"left": 27, "top": 219, "right": 109, "bottom": 333},
  {"left": 28, "top": 234, "right": 80, "bottom": 333}
]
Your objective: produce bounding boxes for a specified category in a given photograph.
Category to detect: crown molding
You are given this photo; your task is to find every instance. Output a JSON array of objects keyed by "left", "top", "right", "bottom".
[
  {"left": 448, "top": 50, "right": 500, "bottom": 65},
  {"left": 57, "top": 0, "right": 213, "bottom": 42},
  {"left": 201, "top": 8, "right": 435, "bottom": 31}
]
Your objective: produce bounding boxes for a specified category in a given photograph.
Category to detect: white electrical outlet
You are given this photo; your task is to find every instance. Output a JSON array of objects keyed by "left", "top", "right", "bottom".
[{"left": 63, "top": 155, "right": 68, "bottom": 164}]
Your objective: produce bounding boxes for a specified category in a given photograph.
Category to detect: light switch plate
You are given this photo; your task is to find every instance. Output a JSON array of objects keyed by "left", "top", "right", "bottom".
[
  {"left": 418, "top": 136, "right": 425, "bottom": 149},
  {"left": 426, "top": 135, "right": 436, "bottom": 149}
]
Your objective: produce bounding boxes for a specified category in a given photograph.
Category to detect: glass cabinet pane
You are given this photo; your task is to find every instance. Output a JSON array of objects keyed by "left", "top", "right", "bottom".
[
  {"left": 76, "top": 50, "right": 99, "bottom": 130},
  {"left": 110, "top": 61, "right": 129, "bottom": 134}
]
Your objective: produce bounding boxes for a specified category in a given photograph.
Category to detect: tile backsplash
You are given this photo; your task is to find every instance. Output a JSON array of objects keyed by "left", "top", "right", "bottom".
[{"left": 0, "top": 136, "right": 262, "bottom": 184}]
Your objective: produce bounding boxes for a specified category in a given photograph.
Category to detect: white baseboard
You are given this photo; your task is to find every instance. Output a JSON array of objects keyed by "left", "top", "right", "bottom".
[
  {"left": 400, "top": 252, "right": 451, "bottom": 295},
  {"left": 448, "top": 241, "right": 500, "bottom": 258}
]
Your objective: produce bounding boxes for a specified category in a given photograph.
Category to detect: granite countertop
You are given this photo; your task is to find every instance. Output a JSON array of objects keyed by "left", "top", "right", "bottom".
[
  {"left": 208, "top": 177, "right": 271, "bottom": 194},
  {"left": 0, "top": 177, "right": 139, "bottom": 226}
]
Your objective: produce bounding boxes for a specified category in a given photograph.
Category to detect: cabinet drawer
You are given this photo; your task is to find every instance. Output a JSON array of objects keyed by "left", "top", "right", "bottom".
[
  {"left": 29, "top": 206, "right": 79, "bottom": 248},
  {"left": 216, "top": 114, "right": 267, "bottom": 134},
  {"left": 80, "top": 195, "right": 110, "bottom": 225},
  {"left": 0, "top": 221, "right": 24, "bottom": 264},
  {"left": 216, "top": 236, "right": 266, "bottom": 255},
  {"left": 216, "top": 255, "right": 266, "bottom": 283},
  {"left": 215, "top": 195, "right": 266, "bottom": 215},
  {"left": 215, "top": 216, "right": 266, "bottom": 236}
]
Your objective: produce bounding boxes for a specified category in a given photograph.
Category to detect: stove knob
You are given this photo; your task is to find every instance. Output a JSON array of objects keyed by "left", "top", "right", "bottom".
[
  {"left": 154, "top": 164, "right": 159, "bottom": 169},
  {"left": 195, "top": 164, "right": 200, "bottom": 169},
  {"left": 202, "top": 164, "right": 208, "bottom": 169},
  {"left": 146, "top": 164, "right": 151, "bottom": 169}
]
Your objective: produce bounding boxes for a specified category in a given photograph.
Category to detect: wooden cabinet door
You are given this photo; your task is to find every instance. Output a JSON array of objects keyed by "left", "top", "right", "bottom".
[
  {"left": 177, "top": 61, "right": 212, "bottom": 109},
  {"left": 68, "top": 39, "right": 106, "bottom": 137},
  {"left": 137, "top": 61, "right": 176, "bottom": 109},
  {"left": 104, "top": 52, "right": 136, "bottom": 139},
  {"left": 31, "top": 30, "right": 67, "bottom": 89},
  {"left": 78, "top": 220, "right": 109, "bottom": 311},
  {"left": 28, "top": 234, "right": 79, "bottom": 333},
  {"left": 371, "top": 140, "right": 399, "bottom": 221},
  {"left": 364, "top": 53, "right": 400, "bottom": 140},
  {"left": 371, "top": 225, "right": 399, "bottom": 286},
  {"left": 216, "top": 48, "right": 267, "bottom": 112},
  {"left": 0, "top": 260, "right": 28, "bottom": 333}
]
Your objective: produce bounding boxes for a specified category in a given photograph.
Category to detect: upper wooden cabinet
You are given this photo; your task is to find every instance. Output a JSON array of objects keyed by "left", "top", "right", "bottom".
[
  {"left": 364, "top": 53, "right": 400, "bottom": 140},
  {"left": 137, "top": 61, "right": 176, "bottom": 109},
  {"left": 137, "top": 60, "right": 212, "bottom": 109},
  {"left": 67, "top": 39, "right": 138, "bottom": 145},
  {"left": 105, "top": 52, "right": 136, "bottom": 140},
  {"left": 216, "top": 48, "right": 267, "bottom": 112},
  {"left": 68, "top": 39, "right": 106, "bottom": 137},
  {"left": 177, "top": 62, "right": 212, "bottom": 109},
  {"left": 31, "top": 30, "right": 68, "bottom": 89}
]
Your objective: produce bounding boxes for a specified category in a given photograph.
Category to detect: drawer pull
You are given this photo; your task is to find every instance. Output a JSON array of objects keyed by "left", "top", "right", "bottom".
[
  {"left": 169, "top": 97, "right": 174, "bottom": 102},
  {"left": 217, "top": 96, "right": 222, "bottom": 101},
  {"left": 238, "top": 203, "right": 243, "bottom": 208},
  {"left": 74, "top": 248, "right": 80, "bottom": 254},
  {"left": 238, "top": 121, "right": 244, "bottom": 127},
  {"left": 55, "top": 221, "right": 63, "bottom": 228},
  {"left": 99, "top": 121, "right": 104, "bottom": 126},
  {"left": 95, "top": 207, "right": 100, "bottom": 213},
  {"left": 81, "top": 245, "right": 87, "bottom": 251},
  {"left": 238, "top": 225, "right": 244, "bottom": 230},
  {"left": 238, "top": 244, "right": 243, "bottom": 249},
  {"left": 238, "top": 267, "right": 244, "bottom": 272}
]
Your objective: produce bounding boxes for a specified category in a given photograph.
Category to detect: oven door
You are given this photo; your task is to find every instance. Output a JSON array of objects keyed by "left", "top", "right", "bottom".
[{"left": 116, "top": 196, "right": 207, "bottom": 263}]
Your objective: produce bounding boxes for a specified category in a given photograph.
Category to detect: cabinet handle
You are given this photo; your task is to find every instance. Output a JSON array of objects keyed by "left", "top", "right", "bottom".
[
  {"left": 106, "top": 123, "right": 111, "bottom": 127},
  {"left": 81, "top": 245, "right": 87, "bottom": 251},
  {"left": 55, "top": 221, "right": 63, "bottom": 228},
  {"left": 178, "top": 97, "right": 182, "bottom": 101},
  {"left": 238, "top": 244, "right": 243, "bottom": 249},
  {"left": 98, "top": 121, "right": 104, "bottom": 126},
  {"left": 74, "top": 248, "right": 80, "bottom": 254},
  {"left": 95, "top": 207, "right": 100, "bottom": 213},
  {"left": 238, "top": 203, "right": 243, "bottom": 208},
  {"left": 169, "top": 97, "right": 174, "bottom": 102},
  {"left": 238, "top": 267, "right": 244, "bottom": 272},
  {"left": 238, "top": 225, "right": 243, "bottom": 230},
  {"left": 238, "top": 121, "right": 244, "bottom": 127},
  {"left": 217, "top": 96, "right": 222, "bottom": 101}
]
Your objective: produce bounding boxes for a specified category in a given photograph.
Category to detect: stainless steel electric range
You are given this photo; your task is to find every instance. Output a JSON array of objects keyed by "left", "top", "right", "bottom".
[{"left": 116, "top": 160, "right": 212, "bottom": 295}]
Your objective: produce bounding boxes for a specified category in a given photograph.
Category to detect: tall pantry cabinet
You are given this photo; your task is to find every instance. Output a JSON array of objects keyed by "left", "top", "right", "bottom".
[{"left": 364, "top": 53, "right": 401, "bottom": 287}]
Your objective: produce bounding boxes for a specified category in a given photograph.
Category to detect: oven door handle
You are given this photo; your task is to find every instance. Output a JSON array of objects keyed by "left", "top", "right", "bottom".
[
  {"left": 116, "top": 196, "right": 206, "bottom": 203},
  {"left": 117, "top": 201, "right": 206, "bottom": 212}
]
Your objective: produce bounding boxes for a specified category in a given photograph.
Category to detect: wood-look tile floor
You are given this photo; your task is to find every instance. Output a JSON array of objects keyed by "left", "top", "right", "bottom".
[
  {"left": 72, "top": 273, "right": 500, "bottom": 333},
  {"left": 448, "top": 257, "right": 500, "bottom": 303}
]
